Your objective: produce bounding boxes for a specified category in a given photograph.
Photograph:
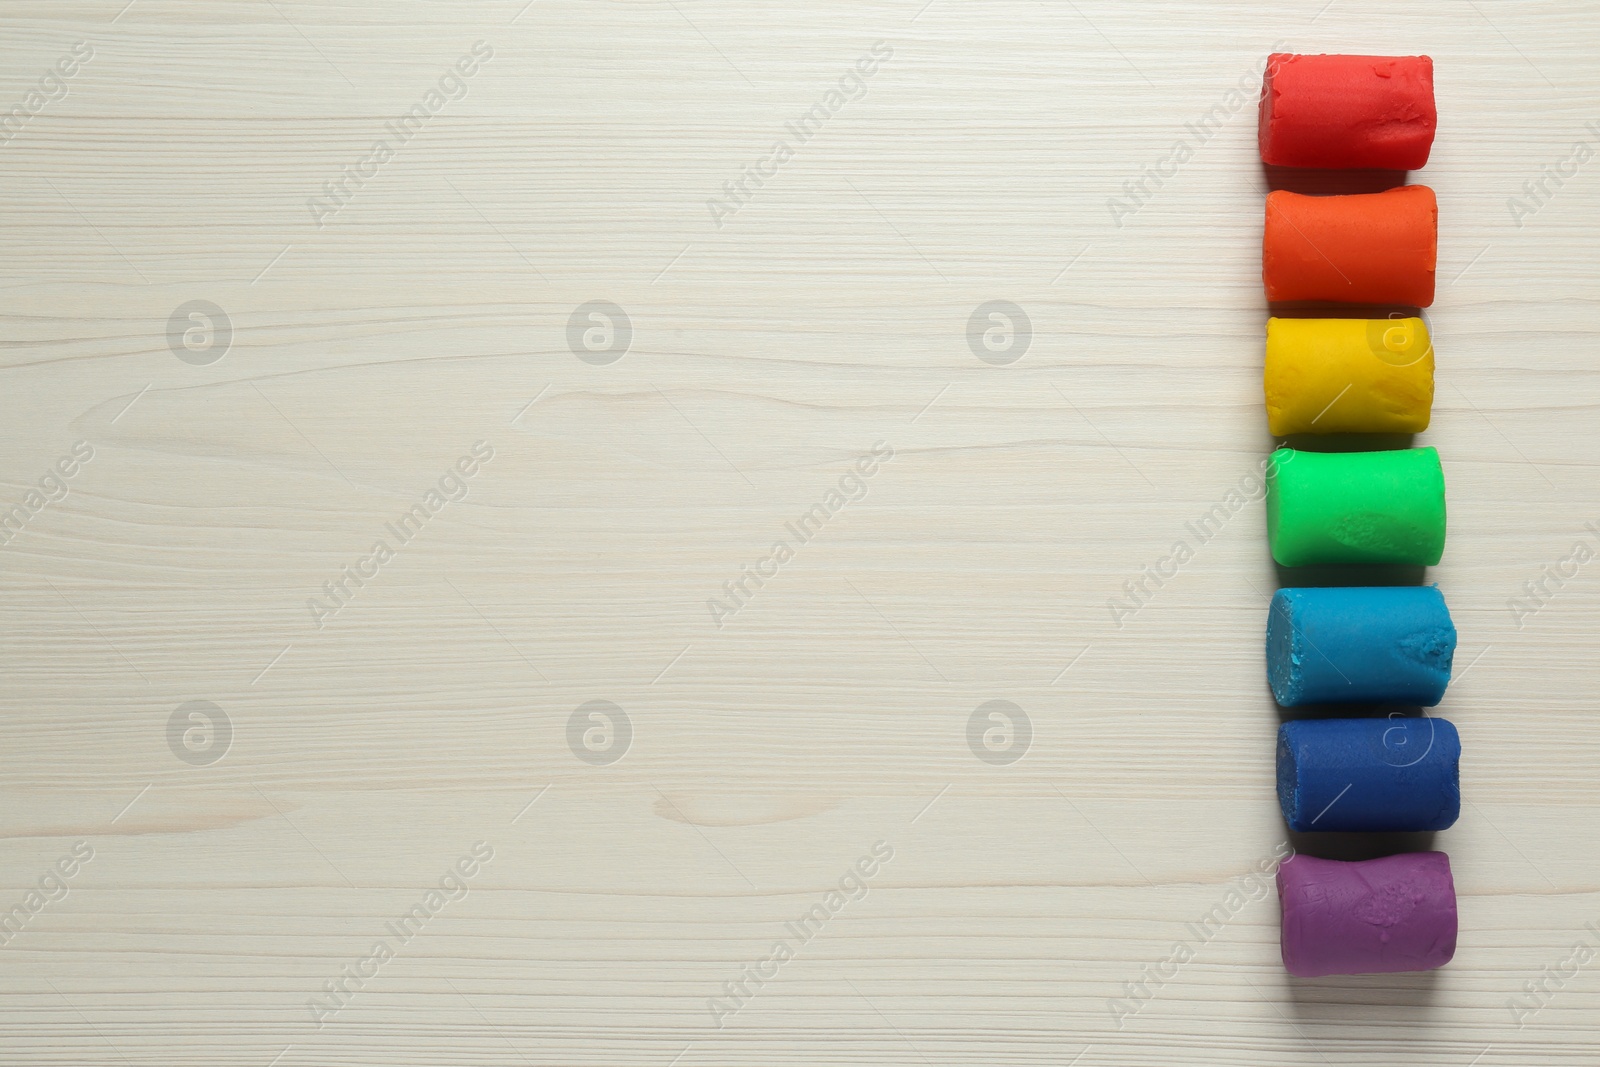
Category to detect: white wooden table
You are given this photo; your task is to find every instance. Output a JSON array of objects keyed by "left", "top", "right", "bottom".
[{"left": 2, "top": 1, "right": 1597, "bottom": 1063}]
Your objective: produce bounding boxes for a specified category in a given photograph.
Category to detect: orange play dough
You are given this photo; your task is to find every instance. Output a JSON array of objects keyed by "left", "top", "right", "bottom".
[{"left": 1263, "top": 185, "right": 1437, "bottom": 307}]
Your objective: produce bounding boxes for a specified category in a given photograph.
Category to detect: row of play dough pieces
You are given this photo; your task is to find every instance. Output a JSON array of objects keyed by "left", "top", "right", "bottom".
[{"left": 1256, "top": 53, "right": 1459, "bottom": 979}]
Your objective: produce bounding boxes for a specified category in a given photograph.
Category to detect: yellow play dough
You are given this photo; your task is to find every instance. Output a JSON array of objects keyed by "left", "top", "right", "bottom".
[{"left": 1264, "top": 317, "right": 1434, "bottom": 435}]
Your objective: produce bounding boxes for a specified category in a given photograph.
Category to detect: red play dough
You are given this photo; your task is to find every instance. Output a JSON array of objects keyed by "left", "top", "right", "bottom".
[{"left": 1260, "top": 53, "right": 1436, "bottom": 170}]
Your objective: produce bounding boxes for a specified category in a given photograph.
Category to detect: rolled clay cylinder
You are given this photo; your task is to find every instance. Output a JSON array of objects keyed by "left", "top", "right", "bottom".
[
  {"left": 1277, "top": 717, "right": 1461, "bottom": 832},
  {"left": 1264, "top": 316, "right": 1434, "bottom": 435},
  {"left": 1278, "top": 852, "right": 1457, "bottom": 977},
  {"left": 1263, "top": 186, "right": 1437, "bottom": 307},
  {"left": 1259, "top": 54, "right": 1437, "bottom": 170},
  {"left": 1266, "top": 586, "right": 1456, "bottom": 706},
  {"left": 1266, "top": 446, "right": 1446, "bottom": 566}
]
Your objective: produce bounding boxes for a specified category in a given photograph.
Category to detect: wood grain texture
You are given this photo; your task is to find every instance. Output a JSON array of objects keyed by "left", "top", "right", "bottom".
[{"left": 2, "top": 0, "right": 1599, "bottom": 1063}]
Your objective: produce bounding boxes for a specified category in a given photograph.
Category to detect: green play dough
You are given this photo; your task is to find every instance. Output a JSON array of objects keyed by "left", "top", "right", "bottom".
[{"left": 1266, "top": 447, "right": 1446, "bottom": 566}]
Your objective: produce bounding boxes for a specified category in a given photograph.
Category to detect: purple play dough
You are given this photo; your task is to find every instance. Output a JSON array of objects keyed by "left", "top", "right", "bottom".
[{"left": 1278, "top": 852, "right": 1457, "bottom": 977}]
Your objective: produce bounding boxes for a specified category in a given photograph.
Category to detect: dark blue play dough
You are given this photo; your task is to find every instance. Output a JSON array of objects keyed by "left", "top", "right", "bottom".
[
  {"left": 1277, "top": 716, "right": 1461, "bottom": 832},
  {"left": 1266, "top": 586, "right": 1456, "bottom": 707}
]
